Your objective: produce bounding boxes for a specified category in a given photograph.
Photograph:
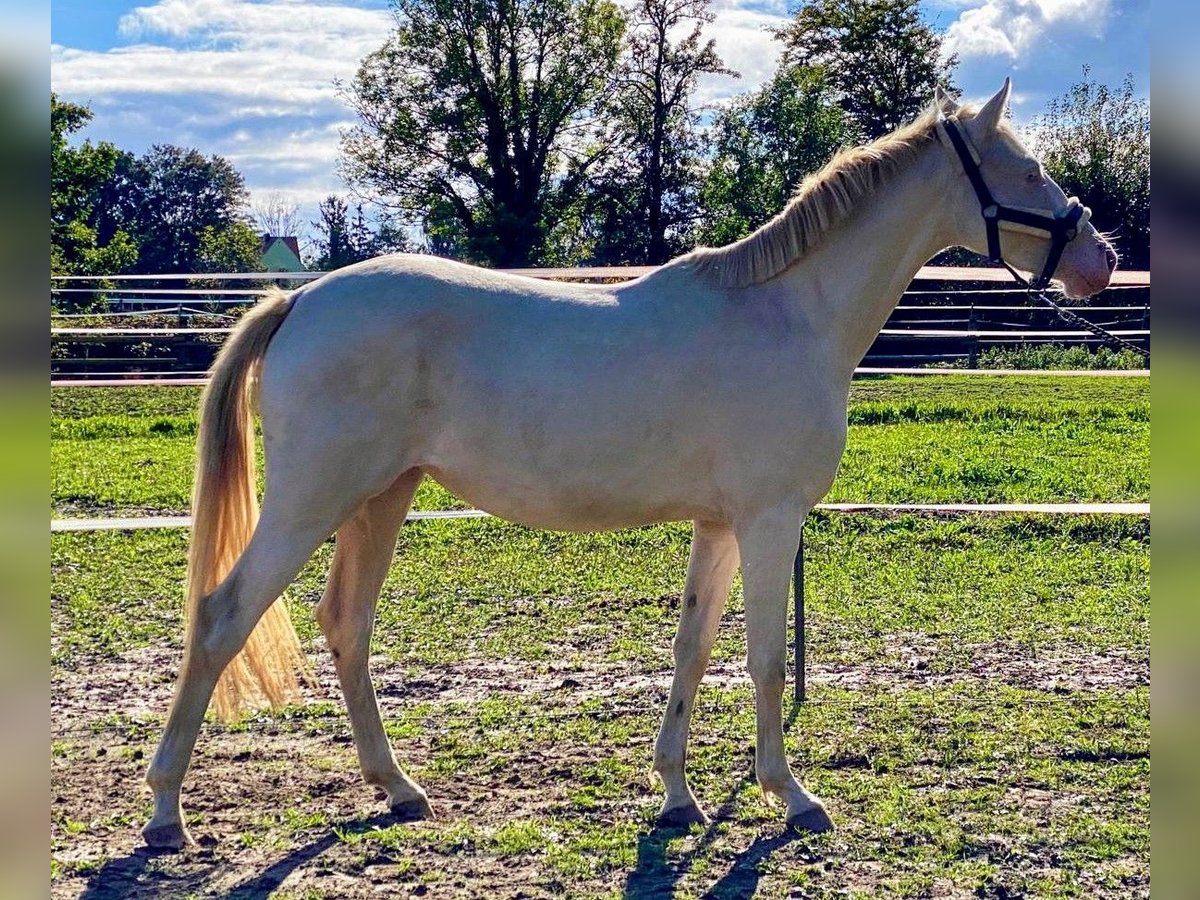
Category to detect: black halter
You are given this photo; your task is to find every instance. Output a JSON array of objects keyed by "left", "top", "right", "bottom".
[{"left": 938, "top": 115, "right": 1087, "bottom": 291}]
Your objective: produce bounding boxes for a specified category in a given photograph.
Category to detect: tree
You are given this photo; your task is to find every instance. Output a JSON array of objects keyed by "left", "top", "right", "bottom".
[
  {"left": 196, "top": 221, "right": 265, "bottom": 275},
  {"left": 1029, "top": 69, "right": 1150, "bottom": 270},
  {"left": 697, "top": 65, "right": 853, "bottom": 246},
  {"left": 130, "top": 145, "right": 251, "bottom": 274},
  {"left": 777, "top": 0, "right": 957, "bottom": 140},
  {"left": 52, "top": 95, "right": 258, "bottom": 279},
  {"left": 51, "top": 94, "right": 138, "bottom": 275},
  {"left": 310, "top": 196, "right": 409, "bottom": 270},
  {"left": 340, "top": 0, "right": 625, "bottom": 267},
  {"left": 311, "top": 195, "right": 354, "bottom": 271},
  {"left": 251, "top": 192, "right": 304, "bottom": 240},
  {"left": 588, "top": 0, "right": 735, "bottom": 264}
]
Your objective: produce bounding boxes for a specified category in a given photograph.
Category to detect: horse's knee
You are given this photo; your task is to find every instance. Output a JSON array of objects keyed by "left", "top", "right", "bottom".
[
  {"left": 746, "top": 651, "right": 786, "bottom": 693},
  {"left": 671, "top": 639, "right": 708, "bottom": 681}
]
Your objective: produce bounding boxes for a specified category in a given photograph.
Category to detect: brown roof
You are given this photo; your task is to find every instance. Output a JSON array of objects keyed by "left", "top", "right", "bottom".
[{"left": 262, "top": 235, "right": 301, "bottom": 258}]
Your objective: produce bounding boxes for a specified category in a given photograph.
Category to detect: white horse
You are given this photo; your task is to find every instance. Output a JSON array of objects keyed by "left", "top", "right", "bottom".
[{"left": 142, "top": 81, "right": 1116, "bottom": 848}]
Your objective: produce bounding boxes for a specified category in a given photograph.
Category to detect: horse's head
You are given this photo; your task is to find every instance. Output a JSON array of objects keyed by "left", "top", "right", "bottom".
[{"left": 936, "top": 79, "right": 1117, "bottom": 299}]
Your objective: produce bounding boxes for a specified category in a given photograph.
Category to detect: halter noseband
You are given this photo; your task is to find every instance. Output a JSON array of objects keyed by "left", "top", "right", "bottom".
[{"left": 937, "top": 115, "right": 1090, "bottom": 291}]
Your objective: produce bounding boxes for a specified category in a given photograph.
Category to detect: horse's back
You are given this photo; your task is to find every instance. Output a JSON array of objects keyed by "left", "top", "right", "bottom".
[{"left": 255, "top": 253, "right": 846, "bottom": 529}]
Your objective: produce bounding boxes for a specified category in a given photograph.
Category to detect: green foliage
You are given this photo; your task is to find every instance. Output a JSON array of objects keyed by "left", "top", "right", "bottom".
[
  {"left": 197, "top": 221, "right": 264, "bottom": 275},
  {"left": 309, "top": 195, "right": 409, "bottom": 271},
  {"left": 976, "top": 343, "right": 1147, "bottom": 371},
  {"left": 697, "top": 65, "right": 852, "bottom": 246},
  {"left": 340, "top": 0, "right": 626, "bottom": 267},
  {"left": 587, "top": 0, "right": 735, "bottom": 264},
  {"left": 127, "top": 144, "right": 251, "bottom": 275},
  {"left": 776, "top": 0, "right": 959, "bottom": 140},
  {"left": 51, "top": 94, "right": 258, "bottom": 284},
  {"left": 51, "top": 94, "right": 139, "bottom": 277},
  {"left": 1029, "top": 68, "right": 1150, "bottom": 270}
]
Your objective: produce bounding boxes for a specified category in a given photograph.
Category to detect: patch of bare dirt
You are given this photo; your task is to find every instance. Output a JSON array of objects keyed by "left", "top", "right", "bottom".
[
  {"left": 51, "top": 631, "right": 1148, "bottom": 739},
  {"left": 813, "top": 633, "right": 1148, "bottom": 694},
  {"left": 51, "top": 636, "right": 1149, "bottom": 899},
  {"left": 52, "top": 726, "right": 633, "bottom": 899},
  {"left": 53, "top": 502, "right": 190, "bottom": 520}
]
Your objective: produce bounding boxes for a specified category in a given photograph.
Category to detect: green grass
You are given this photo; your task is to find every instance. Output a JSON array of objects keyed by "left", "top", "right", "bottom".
[
  {"left": 50, "top": 515, "right": 1149, "bottom": 897},
  {"left": 49, "top": 374, "right": 1149, "bottom": 897},
  {"left": 975, "top": 343, "right": 1146, "bottom": 370},
  {"left": 50, "top": 376, "right": 1149, "bottom": 515},
  {"left": 50, "top": 515, "right": 1148, "bottom": 673}
]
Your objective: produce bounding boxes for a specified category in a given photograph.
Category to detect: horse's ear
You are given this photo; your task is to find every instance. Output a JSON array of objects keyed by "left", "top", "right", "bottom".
[
  {"left": 935, "top": 84, "right": 959, "bottom": 115},
  {"left": 974, "top": 78, "right": 1012, "bottom": 133}
]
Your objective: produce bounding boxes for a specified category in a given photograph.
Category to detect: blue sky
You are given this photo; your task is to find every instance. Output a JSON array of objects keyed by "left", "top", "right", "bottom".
[{"left": 51, "top": 0, "right": 1149, "bottom": 228}]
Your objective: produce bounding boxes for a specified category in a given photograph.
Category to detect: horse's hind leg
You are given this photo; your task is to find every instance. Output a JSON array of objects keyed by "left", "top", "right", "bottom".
[
  {"left": 143, "top": 506, "right": 345, "bottom": 849},
  {"left": 653, "top": 520, "right": 740, "bottom": 826},
  {"left": 314, "top": 468, "right": 432, "bottom": 818}
]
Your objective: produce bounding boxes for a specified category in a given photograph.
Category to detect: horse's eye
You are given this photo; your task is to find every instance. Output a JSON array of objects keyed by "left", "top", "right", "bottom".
[{"left": 1026, "top": 171, "right": 1043, "bottom": 184}]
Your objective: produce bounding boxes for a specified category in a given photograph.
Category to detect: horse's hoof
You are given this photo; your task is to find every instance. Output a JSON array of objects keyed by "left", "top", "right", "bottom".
[
  {"left": 141, "top": 821, "right": 194, "bottom": 851},
  {"left": 657, "top": 802, "right": 708, "bottom": 829},
  {"left": 389, "top": 796, "right": 433, "bottom": 822},
  {"left": 787, "top": 804, "right": 834, "bottom": 833}
]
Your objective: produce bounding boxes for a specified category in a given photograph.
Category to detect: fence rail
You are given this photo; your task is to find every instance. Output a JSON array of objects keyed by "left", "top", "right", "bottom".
[
  {"left": 51, "top": 266, "right": 1150, "bottom": 377},
  {"left": 48, "top": 265, "right": 1152, "bottom": 284},
  {"left": 50, "top": 502, "right": 1151, "bottom": 534}
]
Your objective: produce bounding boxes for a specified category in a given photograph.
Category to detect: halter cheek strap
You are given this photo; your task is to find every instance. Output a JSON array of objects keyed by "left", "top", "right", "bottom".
[{"left": 936, "top": 115, "right": 1090, "bottom": 291}]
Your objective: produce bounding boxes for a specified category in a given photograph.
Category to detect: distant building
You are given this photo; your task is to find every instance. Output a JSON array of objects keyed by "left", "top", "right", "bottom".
[{"left": 260, "top": 235, "right": 303, "bottom": 272}]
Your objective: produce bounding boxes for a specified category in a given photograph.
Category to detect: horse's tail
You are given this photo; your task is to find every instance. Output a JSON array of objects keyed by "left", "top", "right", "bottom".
[{"left": 187, "top": 286, "right": 309, "bottom": 721}]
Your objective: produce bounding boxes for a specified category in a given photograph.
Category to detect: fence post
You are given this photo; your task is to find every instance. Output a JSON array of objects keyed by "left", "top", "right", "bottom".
[
  {"left": 793, "top": 528, "right": 805, "bottom": 704},
  {"left": 967, "top": 302, "right": 978, "bottom": 369}
]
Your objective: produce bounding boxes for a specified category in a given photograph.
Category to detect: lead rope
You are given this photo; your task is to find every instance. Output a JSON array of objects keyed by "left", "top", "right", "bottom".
[
  {"left": 1029, "top": 287, "right": 1149, "bottom": 360},
  {"left": 997, "top": 259, "right": 1150, "bottom": 360}
]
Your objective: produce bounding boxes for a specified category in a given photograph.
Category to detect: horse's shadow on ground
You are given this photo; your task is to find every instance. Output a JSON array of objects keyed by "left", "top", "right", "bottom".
[
  {"left": 78, "top": 812, "right": 399, "bottom": 900},
  {"left": 622, "top": 700, "right": 817, "bottom": 899},
  {"left": 83, "top": 703, "right": 812, "bottom": 899}
]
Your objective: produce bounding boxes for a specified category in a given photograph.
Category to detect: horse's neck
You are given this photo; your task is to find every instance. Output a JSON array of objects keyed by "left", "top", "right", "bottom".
[{"left": 779, "top": 146, "right": 954, "bottom": 373}]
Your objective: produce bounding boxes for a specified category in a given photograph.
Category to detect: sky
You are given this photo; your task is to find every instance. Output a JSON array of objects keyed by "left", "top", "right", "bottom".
[{"left": 50, "top": 0, "right": 1149, "bottom": 229}]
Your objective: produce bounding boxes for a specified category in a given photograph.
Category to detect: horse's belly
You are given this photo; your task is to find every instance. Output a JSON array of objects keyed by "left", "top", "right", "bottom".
[{"left": 424, "top": 464, "right": 716, "bottom": 532}]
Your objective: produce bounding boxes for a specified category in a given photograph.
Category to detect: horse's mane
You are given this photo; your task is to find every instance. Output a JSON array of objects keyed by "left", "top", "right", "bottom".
[{"left": 679, "top": 103, "right": 981, "bottom": 289}]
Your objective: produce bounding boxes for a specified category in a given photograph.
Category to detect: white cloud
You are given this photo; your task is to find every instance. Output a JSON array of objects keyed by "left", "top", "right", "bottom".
[
  {"left": 52, "top": 0, "right": 791, "bottom": 203},
  {"left": 117, "top": 0, "right": 390, "bottom": 46},
  {"left": 943, "top": 0, "right": 1111, "bottom": 61},
  {"left": 55, "top": 1, "right": 391, "bottom": 112},
  {"left": 694, "top": 6, "right": 787, "bottom": 108},
  {"left": 52, "top": 1, "right": 392, "bottom": 207}
]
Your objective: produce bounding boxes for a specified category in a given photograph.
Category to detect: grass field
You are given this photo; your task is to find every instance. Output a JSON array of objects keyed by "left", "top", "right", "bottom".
[
  {"left": 51, "top": 376, "right": 1149, "bottom": 517},
  {"left": 49, "top": 375, "right": 1150, "bottom": 899}
]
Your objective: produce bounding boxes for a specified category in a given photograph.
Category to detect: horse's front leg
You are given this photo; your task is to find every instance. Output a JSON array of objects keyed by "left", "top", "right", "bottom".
[
  {"left": 653, "top": 520, "right": 739, "bottom": 826},
  {"left": 735, "top": 505, "right": 833, "bottom": 832}
]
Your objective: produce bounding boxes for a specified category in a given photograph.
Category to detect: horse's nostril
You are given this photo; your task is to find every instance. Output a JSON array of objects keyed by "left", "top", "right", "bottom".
[{"left": 1104, "top": 246, "right": 1118, "bottom": 273}]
